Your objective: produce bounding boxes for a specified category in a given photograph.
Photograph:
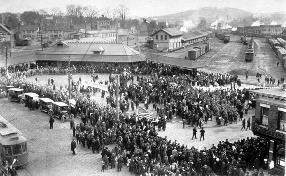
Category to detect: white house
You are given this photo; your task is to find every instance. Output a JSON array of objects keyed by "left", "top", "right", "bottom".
[{"left": 151, "top": 28, "right": 183, "bottom": 51}]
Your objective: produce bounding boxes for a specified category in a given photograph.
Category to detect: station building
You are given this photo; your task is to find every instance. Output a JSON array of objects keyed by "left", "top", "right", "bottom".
[
  {"left": 251, "top": 87, "right": 286, "bottom": 169},
  {"left": 35, "top": 39, "right": 145, "bottom": 66}
]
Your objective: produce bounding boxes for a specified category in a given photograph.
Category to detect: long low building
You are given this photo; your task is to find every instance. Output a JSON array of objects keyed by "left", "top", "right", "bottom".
[{"left": 35, "top": 40, "right": 145, "bottom": 63}]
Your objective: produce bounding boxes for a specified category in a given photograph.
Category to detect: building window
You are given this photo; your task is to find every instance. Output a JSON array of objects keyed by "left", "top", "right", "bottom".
[
  {"left": 13, "top": 144, "right": 22, "bottom": 155},
  {"left": 156, "top": 35, "right": 158, "bottom": 40},
  {"left": 4, "top": 146, "right": 12, "bottom": 156},
  {"left": 278, "top": 110, "right": 286, "bottom": 132},
  {"left": 260, "top": 106, "right": 269, "bottom": 126},
  {"left": 165, "top": 35, "right": 167, "bottom": 40},
  {"left": 161, "top": 35, "right": 163, "bottom": 40}
]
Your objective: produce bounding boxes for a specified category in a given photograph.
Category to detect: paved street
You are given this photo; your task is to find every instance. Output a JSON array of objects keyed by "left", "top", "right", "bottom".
[{"left": 0, "top": 79, "right": 255, "bottom": 175}]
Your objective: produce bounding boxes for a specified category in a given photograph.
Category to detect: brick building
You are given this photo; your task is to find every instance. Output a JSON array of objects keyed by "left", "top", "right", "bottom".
[
  {"left": 237, "top": 25, "right": 285, "bottom": 37},
  {"left": 251, "top": 88, "right": 286, "bottom": 169}
]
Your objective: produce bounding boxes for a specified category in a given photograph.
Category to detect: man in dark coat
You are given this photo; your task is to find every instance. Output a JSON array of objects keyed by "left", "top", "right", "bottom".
[
  {"left": 241, "top": 119, "right": 246, "bottom": 131},
  {"left": 200, "top": 127, "right": 205, "bottom": 141},
  {"left": 246, "top": 118, "right": 251, "bottom": 131},
  {"left": 192, "top": 127, "right": 197, "bottom": 140},
  {"left": 71, "top": 138, "right": 77, "bottom": 155},
  {"left": 49, "top": 117, "right": 54, "bottom": 129}
]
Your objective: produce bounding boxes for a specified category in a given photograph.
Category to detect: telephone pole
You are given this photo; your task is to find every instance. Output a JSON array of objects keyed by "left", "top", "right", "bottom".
[
  {"left": 5, "top": 47, "right": 8, "bottom": 73},
  {"left": 68, "top": 58, "right": 71, "bottom": 118}
]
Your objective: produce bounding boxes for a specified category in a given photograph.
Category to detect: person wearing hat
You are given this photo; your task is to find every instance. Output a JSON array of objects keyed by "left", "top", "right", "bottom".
[
  {"left": 71, "top": 138, "right": 77, "bottom": 155},
  {"left": 192, "top": 127, "right": 197, "bottom": 140}
]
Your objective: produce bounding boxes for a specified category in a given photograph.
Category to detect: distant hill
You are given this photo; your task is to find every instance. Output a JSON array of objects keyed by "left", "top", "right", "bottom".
[{"left": 155, "top": 7, "right": 253, "bottom": 23}]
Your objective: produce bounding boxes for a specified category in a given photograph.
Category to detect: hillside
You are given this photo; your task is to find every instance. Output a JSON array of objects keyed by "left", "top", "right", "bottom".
[{"left": 155, "top": 7, "right": 253, "bottom": 23}]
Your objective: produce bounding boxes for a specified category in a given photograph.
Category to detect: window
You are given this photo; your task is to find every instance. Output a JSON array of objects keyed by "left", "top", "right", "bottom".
[
  {"left": 161, "top": 35, "right": 163, "bottom": 40},
  {"left": 156, "top": 35, "right": 158, "bottom": 40},
  {"left": 278, "top": 110, "right": 286, "bottom": 132},
  {"left": 13, "top": 144, "right": 22, "bottom": 155},
  {"left": 4, "top": 146, "right": 12, "bottom": 156},
  {"left": 165, "top": 35, "right": 167, "bottom": 40},
  {"left": 260, "top": 106, "right": 269, "bottom": 126},
  {"left": 22, "top": 143, "right": 27, "bottom": 153}
]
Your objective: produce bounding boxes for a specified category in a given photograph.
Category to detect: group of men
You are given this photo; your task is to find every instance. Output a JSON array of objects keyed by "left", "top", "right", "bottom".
[{"left": 0, "top": 61, "right": 271, "bottom": 176}]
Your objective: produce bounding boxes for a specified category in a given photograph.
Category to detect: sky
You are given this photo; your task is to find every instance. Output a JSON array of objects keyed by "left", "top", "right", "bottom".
[{"left": 0, "top": 0, "right": 285, "bottom": 17}]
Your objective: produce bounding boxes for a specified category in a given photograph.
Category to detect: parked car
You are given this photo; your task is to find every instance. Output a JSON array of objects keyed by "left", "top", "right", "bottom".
[
  {"left": 39, "top": 98, "right": 54, "bottom": 114},
  {"left": 7, "top": 88, "right": 23, "bottom": 102},
  {"left": 50, "top": 102, "right": 69, "bottom": 122}
]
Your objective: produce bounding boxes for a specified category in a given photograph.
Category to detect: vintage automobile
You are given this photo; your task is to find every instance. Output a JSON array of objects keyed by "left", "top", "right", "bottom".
[
  {"left": 5, "top": 86, "right": 14, "bottom": 96},
  {"left": 39, "top": 98, "right": 54, "bottom": 114},
  {"left": 24, "top": 93, "right": 39, "bottom": 110},
  {"left": 50, "top": 102, "right": 69, "bottom": 122},
  {"left": 7, "top": 88, "right": 24, "bottom": 102}
]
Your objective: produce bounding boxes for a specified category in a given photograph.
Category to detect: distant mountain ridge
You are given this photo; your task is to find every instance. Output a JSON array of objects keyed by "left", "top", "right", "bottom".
[{"left": 155, "top": 7, "right": 253, "bottom": 23}]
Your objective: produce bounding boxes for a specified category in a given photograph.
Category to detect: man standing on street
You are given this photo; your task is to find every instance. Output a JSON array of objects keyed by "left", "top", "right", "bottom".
[
  {"left": 246, "top": 118, "right": 251, "bottom": 131},
  {"left": 200, "top": 127, "right": 205, "bottom": 141},
  {"left": 192, "top": 127, "right": 197, "bottom": 140},
  {"left": 241, "top": 118, "right": 246, "bottom": 131},
  {"left": 49, "top": 116, "right": 54, "bottom": 129},
  {"left": 71, "top": 138, "right": 77, "bottom": 155}
]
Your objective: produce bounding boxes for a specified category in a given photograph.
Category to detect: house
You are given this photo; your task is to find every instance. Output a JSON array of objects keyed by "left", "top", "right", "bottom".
[
  {"left": 20, "top": 25, "right": 73, "bottom": 41},
  {"left": 44, "top": 26, "right": 72, "bottom": 41},
  {"left": 150, "top": 28, "right": 183, "bottom": 51},
  {"left": 19, "top": 26, "right": 38, "bottom": 40},
  {"left": 0, "top": 23, "right": 12, "bottom": 42},
  {"left": 251, "top": 88, "right": 286, "bottom": 170},
  {"left": 95, "top": 16, "right": 112, "bottom": 30}
]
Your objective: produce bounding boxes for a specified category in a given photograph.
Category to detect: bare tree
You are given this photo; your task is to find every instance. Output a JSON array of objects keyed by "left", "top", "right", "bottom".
[
  {"left": 82, "top": 6, "right": 98, "bottom": 30},
  {"left": 116, "top": 4, "right": 129, "bottom": 21}
]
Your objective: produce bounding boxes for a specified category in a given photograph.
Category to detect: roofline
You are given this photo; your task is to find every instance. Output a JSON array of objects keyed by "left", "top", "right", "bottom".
[
  {"left": 0, "top": 24, "right": 12, "bottom": 35},
  {"left": 151, "top": 28, "right": 183, "bottom": 37}
]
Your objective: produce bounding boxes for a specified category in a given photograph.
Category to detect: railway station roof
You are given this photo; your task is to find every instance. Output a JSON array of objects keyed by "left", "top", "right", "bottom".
[{"left": 35, "top": 41, "right": 145, "bottom": 63}]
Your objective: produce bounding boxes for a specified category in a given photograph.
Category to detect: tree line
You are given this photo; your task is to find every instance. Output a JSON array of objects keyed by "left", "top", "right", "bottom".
[{"left": 0, "top": 4, "right": 140, "bottom": 30}]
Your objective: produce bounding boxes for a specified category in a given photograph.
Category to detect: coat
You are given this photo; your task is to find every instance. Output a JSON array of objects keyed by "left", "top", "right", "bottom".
[{"left": 71, "top": 140, "right": 76, "bottom": 151}]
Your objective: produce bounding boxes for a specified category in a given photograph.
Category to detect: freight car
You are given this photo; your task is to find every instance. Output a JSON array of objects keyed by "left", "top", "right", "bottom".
[
  {"left": 188, "top": 43, "right": 211, "bottom": 60},
  {"left": 245, "top": 38, "right": 254, "bottom": 62},
  {"left": 215, "top": 32, "right": 230, "bottom": 43},
  {"left": 241, "top": 36, "right": 248, "bottom": 45}
]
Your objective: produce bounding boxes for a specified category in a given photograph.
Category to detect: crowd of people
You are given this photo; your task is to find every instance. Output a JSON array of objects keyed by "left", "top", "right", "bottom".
[{"left": 0, "top": 61, "right": 271, "bottom": 175}]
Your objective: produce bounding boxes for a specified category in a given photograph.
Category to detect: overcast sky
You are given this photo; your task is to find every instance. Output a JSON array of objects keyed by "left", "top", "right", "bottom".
[{"left": 0, "top": 0, "right": 285, "bottom": 17}]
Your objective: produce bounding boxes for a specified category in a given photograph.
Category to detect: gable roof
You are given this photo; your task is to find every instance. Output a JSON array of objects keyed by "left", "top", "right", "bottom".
[
  {"left": 0, "top": 23, "right": 12, "bottom": 35},
  {"left": 151, "top": 28, "right": 183, "bottom": 37},
  {"left": 51, "top": 40, "right": 69, "bottom": 47},
  {"left": 182, "top": 31, "right": 208, "bottom": 41}
]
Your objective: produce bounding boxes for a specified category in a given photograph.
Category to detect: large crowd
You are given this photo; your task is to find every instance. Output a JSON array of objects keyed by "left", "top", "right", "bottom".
[{"left": 0, "top": 62, "right": 271, "bottom": 175}]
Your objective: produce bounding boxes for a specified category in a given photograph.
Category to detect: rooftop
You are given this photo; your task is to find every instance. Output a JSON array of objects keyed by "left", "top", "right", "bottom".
[
  {"left": 182, "top": 31, "right": 208, "bottom": 41},
  {"left": 35, "top": 40, "right": 145, "bottom": 63},
  {"left": 151, "top": 28, "right": 183, "bottom": 37},
  {"left": 0, "top": 23, "right": 12, "bottom": 35},
  {"left": 251, "top": 87, "right": 286, "bottom": 99}
]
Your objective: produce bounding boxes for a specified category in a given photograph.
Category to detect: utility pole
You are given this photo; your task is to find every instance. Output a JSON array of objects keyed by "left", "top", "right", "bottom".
[
  {"left": 39, "top": 18, "right": 43, "bottom": 51},
  {"left": 68, "top": 58, "right": 71, "bottom": 118},
  {"left": 5, "top": 47, "right": 8, "bottom": 73},
  {"left": 116, "top": 75, "right": 120, "bottom": 120}
]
